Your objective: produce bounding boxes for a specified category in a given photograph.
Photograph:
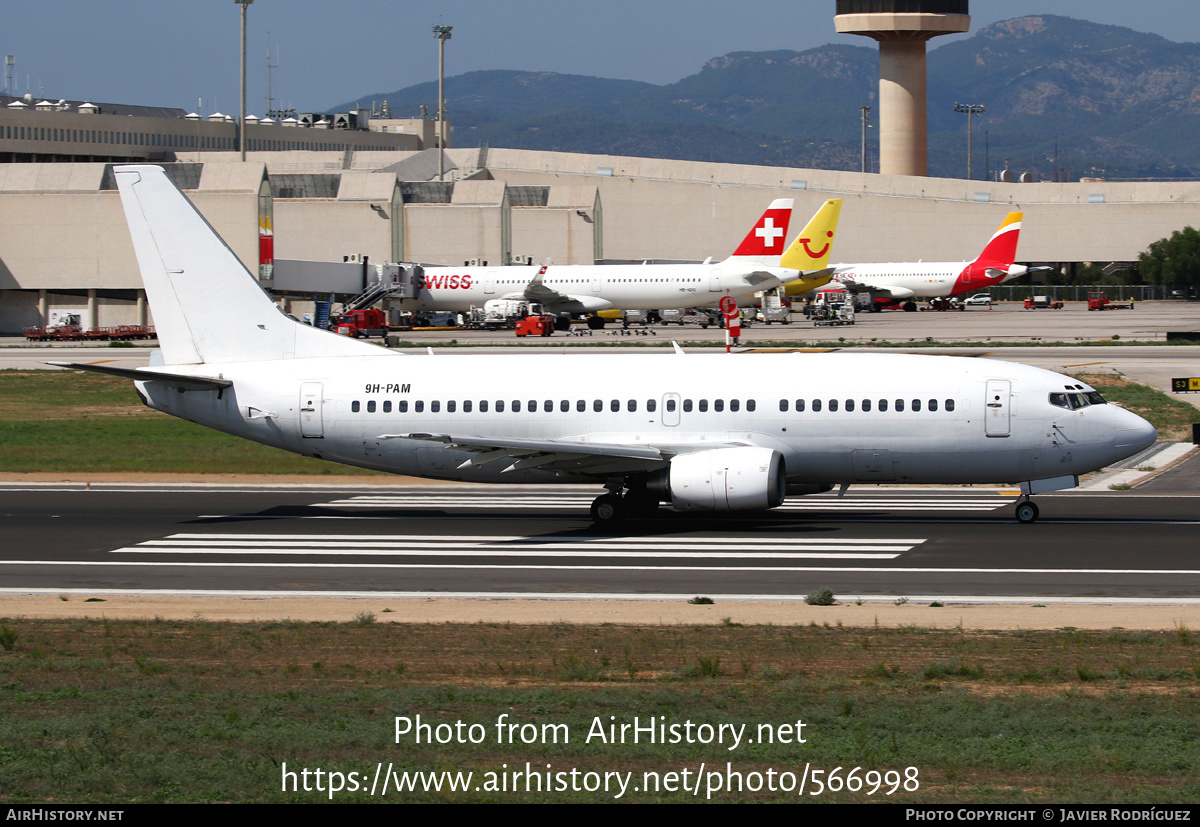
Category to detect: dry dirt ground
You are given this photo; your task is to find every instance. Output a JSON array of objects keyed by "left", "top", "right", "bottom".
[{"left": 4, "top": 594, "right": 1199, "bottom": 633}]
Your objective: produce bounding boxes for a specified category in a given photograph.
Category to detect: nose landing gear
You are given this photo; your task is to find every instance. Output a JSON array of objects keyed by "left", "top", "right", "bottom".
[{"left": 1015, "top": 498, "right": 1040, "bottom": 524}]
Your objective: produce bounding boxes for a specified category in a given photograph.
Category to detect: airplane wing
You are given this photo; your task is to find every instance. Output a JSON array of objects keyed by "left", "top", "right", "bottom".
[
  {"left": 868, "top": 285, "right": 915, "bottom": 300},
  {"left": 831, "top": 273, "right": 913, "bottom": 300},
  {"left": 520, "top": 266, "right": 614, "bottom": 314},
  {"left": 380, "top": 432, "right": 671, "bottom": 475},
  {"left": 381, "top": 432, "right": 757, "bottom": 477}
]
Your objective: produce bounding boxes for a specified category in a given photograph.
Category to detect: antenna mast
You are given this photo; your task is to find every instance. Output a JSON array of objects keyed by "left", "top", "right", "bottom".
[{"left": 266, "top": 34, "right": 280, "bottom": 117}]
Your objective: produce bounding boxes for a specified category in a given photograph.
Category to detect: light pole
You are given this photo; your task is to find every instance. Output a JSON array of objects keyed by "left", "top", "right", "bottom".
[
  {"left": 433, "top": 24, "right": 453, "bottom": 181},
  {"left": 236, "top": 0, "right": 254, "bottom": 162},
  {"left": 860, "top": 105, "right": 871, "bottom": 173},
  {"left": 953, "top": 102, "right": 985, "bottom": 180}
]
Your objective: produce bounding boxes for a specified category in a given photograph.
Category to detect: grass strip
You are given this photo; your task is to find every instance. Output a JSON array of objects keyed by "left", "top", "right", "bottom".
[
  {"left": 0, "top": 371, "right": 381, "bottom": 475},
  {"left": 1, "top": 618, "right": 1198, "bottom": 803}
]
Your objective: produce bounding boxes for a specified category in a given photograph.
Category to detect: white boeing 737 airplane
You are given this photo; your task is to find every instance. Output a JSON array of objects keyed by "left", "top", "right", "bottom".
[
  {"left": 52, "top": 166, "right": 1156, "bottom": 524},
  {"left": 831, "top": 212, "right": 1050, "bottom": 311},
  {"left": 404, "top": 198, "right": 840, "bottom": 326}
]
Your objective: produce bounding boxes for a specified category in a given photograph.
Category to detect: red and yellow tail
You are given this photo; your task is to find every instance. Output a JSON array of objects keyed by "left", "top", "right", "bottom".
[{"left": 974, "top": 212, "right": 1022, "bottom": 270}]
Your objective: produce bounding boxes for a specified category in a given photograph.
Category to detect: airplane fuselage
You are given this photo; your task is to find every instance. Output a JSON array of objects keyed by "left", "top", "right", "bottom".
[
  {"left": 830, "top": 262, "right": 1030, "bottom": 302},
  {"left": 402, "top": 260, "right": 795, "bottom": 314},
  {"left": 137, "top": 351, "right": 1154, "bottom": 489}
]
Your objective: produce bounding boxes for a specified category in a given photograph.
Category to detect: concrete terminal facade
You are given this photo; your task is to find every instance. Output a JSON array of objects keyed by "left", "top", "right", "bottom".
[{"left": 1, "top": 146, "right": 1198, "bottom": 333}]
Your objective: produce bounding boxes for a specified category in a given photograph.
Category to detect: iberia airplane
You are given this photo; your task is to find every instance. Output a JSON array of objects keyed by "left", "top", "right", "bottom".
[
  {"left": 404, "top": 198, "right": 838, "bottom": 326},
  {"left": 830, "top": 212, "right": 1050, "bottom": 311},
  {"left": 52, "top": 166, "right": 1155, "bottom": 525}
]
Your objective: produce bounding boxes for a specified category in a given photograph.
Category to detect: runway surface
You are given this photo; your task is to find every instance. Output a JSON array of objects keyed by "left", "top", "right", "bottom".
[{"left": 5, "top": 480, "right": 1200, "bottom": 603}]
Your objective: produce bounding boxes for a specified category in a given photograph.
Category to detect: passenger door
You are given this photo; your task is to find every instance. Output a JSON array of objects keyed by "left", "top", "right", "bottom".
[
  {"left": 984, "top": 379, "right": 1011, "bottom": 438},
  {"left": 299, "top": 382, "right": 324, "bottom": 438}
]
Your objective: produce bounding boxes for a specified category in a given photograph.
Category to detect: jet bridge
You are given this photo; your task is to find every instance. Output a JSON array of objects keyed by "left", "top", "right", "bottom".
[{"left": 272, "top": 259, "right": 419, "bottom": 309}]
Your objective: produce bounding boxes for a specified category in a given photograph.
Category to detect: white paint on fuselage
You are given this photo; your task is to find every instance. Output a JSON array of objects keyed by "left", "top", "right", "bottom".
[
  {"left": 405, "top": 260, "right": 797, "bottom": 313},
  {"left": 830, "top": 262, "right": 1028, "bottom": 301},
  {"left": 137, "top": 352, "right": 1155, "bottom": 489}
]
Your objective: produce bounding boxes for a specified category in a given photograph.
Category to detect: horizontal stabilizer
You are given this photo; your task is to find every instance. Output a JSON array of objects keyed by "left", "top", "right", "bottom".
[{"left": 46, "top": 361, "right": 232, "bottom": 392}]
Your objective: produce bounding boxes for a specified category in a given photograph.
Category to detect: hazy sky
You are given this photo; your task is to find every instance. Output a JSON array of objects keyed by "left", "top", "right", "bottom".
[{"left": 5, "top": 1, "right": 1199, "bottom": 114}]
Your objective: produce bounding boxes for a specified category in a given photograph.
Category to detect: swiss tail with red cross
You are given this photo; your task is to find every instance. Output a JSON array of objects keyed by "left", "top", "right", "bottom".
[{"left": 729, "top": 199, "right": 793, "bottom": 264}]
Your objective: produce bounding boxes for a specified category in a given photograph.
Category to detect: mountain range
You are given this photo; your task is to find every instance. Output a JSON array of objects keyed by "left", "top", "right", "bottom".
[{"left": 334, "top": 16, "right": 1200, "bottom": 181}]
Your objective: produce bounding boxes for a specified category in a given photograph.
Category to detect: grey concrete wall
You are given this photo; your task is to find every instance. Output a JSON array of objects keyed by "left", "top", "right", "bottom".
[{"left": 274, "top": 200, "right": 395, "bottom": 264}]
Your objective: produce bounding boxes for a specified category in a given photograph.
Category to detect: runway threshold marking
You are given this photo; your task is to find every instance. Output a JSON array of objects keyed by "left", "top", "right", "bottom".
[{"left": 112, "top": 533, "right": 922, "bottom": 561}]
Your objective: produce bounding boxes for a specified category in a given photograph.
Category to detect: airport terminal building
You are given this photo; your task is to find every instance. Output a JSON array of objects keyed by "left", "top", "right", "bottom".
[{"left": 2, "top": 99, "right": 1199, "bottom": 332}]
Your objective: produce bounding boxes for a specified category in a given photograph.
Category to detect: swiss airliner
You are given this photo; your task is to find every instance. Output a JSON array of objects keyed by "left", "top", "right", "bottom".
[
  {"left": 53, "top": 166, "right": 1156, "bottom": 524},
  {"left": 403, "top": 199, "right": 841, "bottom": 327},
  {"left": 831, "top": 212, "right": 1050, "bottom": 311}
]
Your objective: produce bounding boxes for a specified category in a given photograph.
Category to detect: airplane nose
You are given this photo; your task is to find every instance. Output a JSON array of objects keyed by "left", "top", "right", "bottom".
[{"left": 1112, "top": 408, "right": 1157, "bottom": 454}]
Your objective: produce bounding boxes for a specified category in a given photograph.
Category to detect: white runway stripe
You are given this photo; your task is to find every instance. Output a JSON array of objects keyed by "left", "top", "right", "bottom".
[
  {"left": 116, "top": 532, "right": 921, "bottom": 559},
  {"left": 115, "top": 548, "right": 903, "bottom": 560},
  {"left": 152, "top": 533, "right": 927, "bottom": 545}
]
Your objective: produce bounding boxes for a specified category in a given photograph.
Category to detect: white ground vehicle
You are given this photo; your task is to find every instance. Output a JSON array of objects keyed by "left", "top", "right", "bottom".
[{"left": 963, "top": 294, "right": 992, "bottom": 307}]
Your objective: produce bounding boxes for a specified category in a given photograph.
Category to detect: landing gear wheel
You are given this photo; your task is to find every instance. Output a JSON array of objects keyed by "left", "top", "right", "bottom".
[
  {"left": 590, "top": 493, "right": 626, "bottom": 523},
  {"left": 586, "top": 316, "right": 606, "bottom": 330},
  {"left": 903, "top": 301, "right": 917, "bottom": 312},
  {"left": 1015, "top": 500, "right": 1040, "bottom": 524},
  {"left": 553, "top": 315, "right": 572, "bottom": 332}
]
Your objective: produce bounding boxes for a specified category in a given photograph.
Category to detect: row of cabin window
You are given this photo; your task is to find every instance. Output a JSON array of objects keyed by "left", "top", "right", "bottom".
[
  {"left": 780, "top": 398, "right": 956, "bottom": 413},
  {"left": 349, "top": 398, "right": 759, "bottom": 414}
]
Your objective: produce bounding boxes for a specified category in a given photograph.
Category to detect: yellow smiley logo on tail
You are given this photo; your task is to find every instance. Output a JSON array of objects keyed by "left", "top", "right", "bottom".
[
  {"left": 781, "top": 199, "right": 842, "bottom": 271},
  {"left": 799, "top": 231, "right": 834, "bottom": 260}
]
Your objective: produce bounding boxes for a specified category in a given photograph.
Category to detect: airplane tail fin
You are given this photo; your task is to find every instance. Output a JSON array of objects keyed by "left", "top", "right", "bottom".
[
  {"left": 727, "top": 198, "right": 794, "bottom": 264},
  {"left": 973, "top": 212, "right": 1023, "bottom": 270},
  {"left": 115, "top": 164, "right": 379, "bottom": 365},
  {"left": 780, "top": 199, "right": 842, "bottom": 272}
]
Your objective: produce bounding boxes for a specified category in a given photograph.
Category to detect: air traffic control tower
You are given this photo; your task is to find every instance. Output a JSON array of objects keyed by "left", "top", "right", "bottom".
[{"left": 835, "top": 0, "right": 969, "bottom": 177}]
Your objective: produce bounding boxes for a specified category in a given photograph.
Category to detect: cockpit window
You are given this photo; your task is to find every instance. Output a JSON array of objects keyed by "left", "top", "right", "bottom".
[{"left": 1050, "top": 391, "right": 1106, "bottom": 409}]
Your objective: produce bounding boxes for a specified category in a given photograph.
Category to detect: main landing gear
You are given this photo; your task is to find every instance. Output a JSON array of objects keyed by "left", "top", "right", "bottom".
[
  {"left": 1014, "top": 498, "right": 1040, "bottom": 524},
  {"left": 589, "top": 484, "right": 661, "bottom": 524}
]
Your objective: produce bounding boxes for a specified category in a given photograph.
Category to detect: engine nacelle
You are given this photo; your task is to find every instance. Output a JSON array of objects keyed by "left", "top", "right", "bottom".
[{"left": 663, "top": 447, "right": 786, "bottom": 512}]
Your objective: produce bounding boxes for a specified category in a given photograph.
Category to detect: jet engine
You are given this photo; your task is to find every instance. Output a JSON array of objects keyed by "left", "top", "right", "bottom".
[{"left": 654, "top": 447, "right": 786, "bottom": 512}]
